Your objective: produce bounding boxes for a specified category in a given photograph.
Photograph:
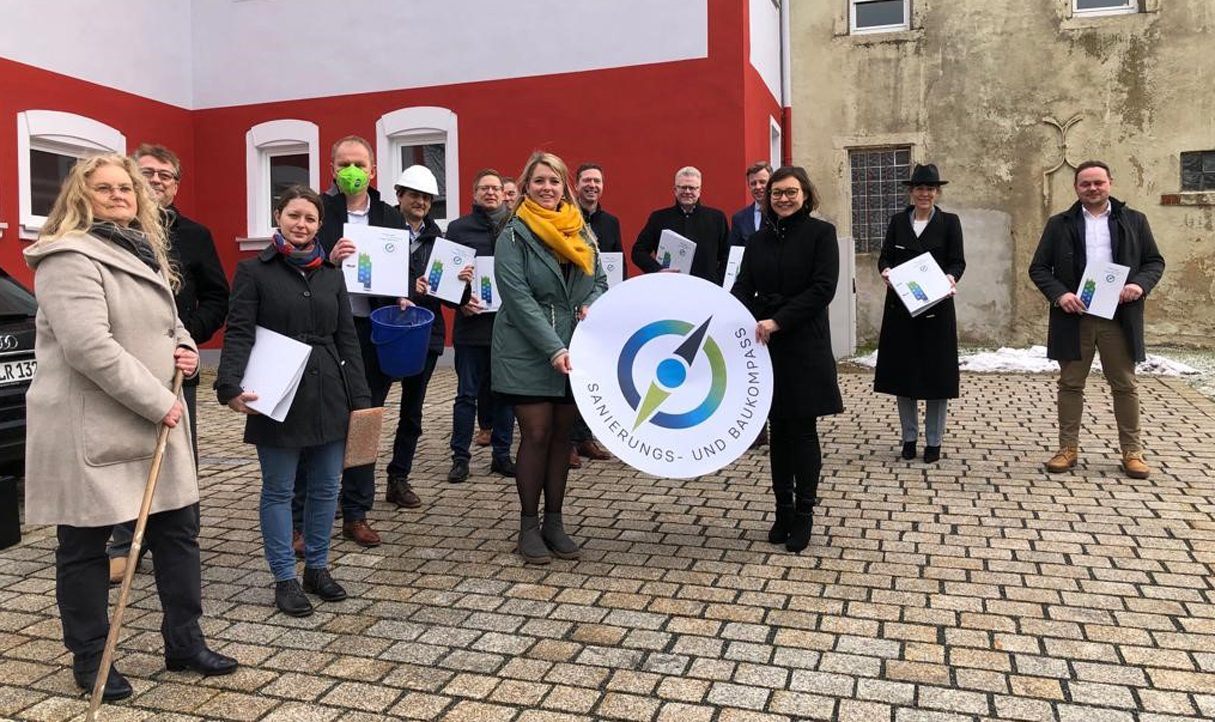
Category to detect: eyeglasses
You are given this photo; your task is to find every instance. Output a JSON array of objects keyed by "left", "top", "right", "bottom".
[
  {"left": 675, "top": 185, "right": 700, "bottom": 193},
  {"left": 139, "top": 169, "right": 178, "bottom": 182},
  {"left": 476, "top": 184, "right": 503, "bottom": 193},
  {"left": 90, "top": 184, "right": 135, "bottom": 196},
  {"left": 770, "top": 188, "right": 801, "bottom": 200}
]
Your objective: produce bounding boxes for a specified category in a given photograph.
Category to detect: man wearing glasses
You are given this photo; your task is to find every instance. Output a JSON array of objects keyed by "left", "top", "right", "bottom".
[
  {"left": 632, "top": 166, "right": 730, "bottom": 283},
  {"left": 107, "top": 143, "right": 230, "bottom": 583},
  {"left": 443, "top": 169, "right": 517, "bottom": 483}
]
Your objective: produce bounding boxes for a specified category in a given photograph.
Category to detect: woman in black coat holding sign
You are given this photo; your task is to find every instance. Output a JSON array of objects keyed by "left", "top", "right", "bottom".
[
  {"left": 875, "top": 164, "right": 966, "bottom": 464},
  {"left": 216, "top": 186, "right": 371, "bottom": 618},
  {"left": 731, "top": 166, "right": 843, "bottom": 553}
]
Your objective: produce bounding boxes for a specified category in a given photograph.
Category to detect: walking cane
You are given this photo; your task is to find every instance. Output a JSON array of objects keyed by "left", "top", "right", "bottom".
[{"left": 87, "top": 369, "right": 185, "bottom": 720}]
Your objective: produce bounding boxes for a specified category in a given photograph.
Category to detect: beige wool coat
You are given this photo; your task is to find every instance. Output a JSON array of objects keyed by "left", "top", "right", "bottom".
[{"left": 23, "top": 230, "right": 199, "bottom": 527}]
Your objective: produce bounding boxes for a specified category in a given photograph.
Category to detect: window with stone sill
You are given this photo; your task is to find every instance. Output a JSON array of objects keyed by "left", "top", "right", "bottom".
[
  {"left": 850, "top": 0, "right": 910, "bottom": 34},
  {"left": 1181, "top": 150, "right": 1215, "bottom": 192},
  {"left": 1072, "top": 0, "right": 1139, "bottom": 16},
  {"left": 849, "top": 146, "right": 912, "bottom": 254}
]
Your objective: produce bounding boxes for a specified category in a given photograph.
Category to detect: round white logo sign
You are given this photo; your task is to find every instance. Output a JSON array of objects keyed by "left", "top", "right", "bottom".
[{"left": 570, "top": 274, "right": 774, "bottom": 479}]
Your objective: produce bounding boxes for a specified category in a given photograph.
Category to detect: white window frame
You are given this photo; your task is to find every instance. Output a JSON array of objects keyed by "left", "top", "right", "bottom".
[
  {"left": 16, "top": 110, "right": 125, "bottom": 240},
  {"left": 375, "top": 107, "right": 459, "bottom": 230},
  {"left": 769, "top": 116, "right": 783, "bottom": 169},
  {"left": 850, "top": 0, "right": 911, "bottom": 34},
  {"left": 1072, "top": 0, "right": 1138, "bottom": 16},
  {"left": 244, "top": 119, "right": 320, "bottom": 245}
]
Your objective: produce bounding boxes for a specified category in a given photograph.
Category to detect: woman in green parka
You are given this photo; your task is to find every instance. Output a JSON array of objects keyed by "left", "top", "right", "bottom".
[{"left": 493, "top": 151, "right": 608, "bottom": 564}]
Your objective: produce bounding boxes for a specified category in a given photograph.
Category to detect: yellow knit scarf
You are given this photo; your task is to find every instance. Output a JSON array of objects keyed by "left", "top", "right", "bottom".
[{"left": 515, "top": 197, "right": 594, "bottom": 276}]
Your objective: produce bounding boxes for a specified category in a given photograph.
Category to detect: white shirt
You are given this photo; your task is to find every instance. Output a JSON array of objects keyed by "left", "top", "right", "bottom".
[
  {"left": 910, "top": 206, "right": 935, "bottom": 238},
  {"left": 345, "top": 199, "right": 372, "bottom": 317},
  {"left": 1082, "top": 202, "right": 1113, "bottom": 267}
]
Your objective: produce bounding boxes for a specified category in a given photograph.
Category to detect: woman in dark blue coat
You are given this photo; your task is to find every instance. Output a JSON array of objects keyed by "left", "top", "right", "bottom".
[
  {"left": 216, "top": 186, "right": 371, "bottom": 618},
  {"left": 875, "top": 164, "right": 965, "bottom": 464},
  {"left": 731, "top": 166, "right": 843, "bottom": 553}
]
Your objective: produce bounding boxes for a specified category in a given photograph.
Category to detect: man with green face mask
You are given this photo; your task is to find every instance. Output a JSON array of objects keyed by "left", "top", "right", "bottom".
[{"left": 289, "top": 135, "right": 408, "bottom": 551}]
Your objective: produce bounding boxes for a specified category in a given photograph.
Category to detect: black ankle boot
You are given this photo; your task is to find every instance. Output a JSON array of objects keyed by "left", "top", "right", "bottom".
[
  {"left": 275, "top": 579, "right": 313, "bottom": 617},
  {"left": 74, "top": 664, "right": 132, "bottom": 701},
  {"left": 902, "top": 441, "right": 917, "bottom": 460},
  {"left": 923, "top": 446, "right": 941, "bottom": 463},
  {"left": 768, "top": 505, "right": 794, "bottom": 544},
  {"left": 303, "top": 567, "right": 347, "bottom": 602},
  {"left": 785, "top": 512, "right": 814, "bottom": 553}
]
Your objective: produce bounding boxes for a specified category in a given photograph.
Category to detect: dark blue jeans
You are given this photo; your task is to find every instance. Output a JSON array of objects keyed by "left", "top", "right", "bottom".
[{"left": 451, "top": 344, "right": 513, "bottom": 461}]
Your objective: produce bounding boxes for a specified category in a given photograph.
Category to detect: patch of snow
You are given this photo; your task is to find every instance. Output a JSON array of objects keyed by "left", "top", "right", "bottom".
[{"left": 846, "top": 346, "right": 1200, "bottom": 376}]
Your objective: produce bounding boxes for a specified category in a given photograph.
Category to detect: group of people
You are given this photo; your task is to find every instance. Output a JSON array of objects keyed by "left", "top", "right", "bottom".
[{"left": 21, "top": 132, "right": 1163, "bottom": 700}]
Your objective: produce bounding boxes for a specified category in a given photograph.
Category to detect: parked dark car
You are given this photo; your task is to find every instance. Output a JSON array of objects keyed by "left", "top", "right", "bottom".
[{"left": 0, "top": 267, "right": 37, "bottom": 475}]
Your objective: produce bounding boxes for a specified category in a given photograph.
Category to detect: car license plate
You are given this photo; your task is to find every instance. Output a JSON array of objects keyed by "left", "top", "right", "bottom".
[{"left": 0, "top": 358, "right": 36, "bottom": 386}]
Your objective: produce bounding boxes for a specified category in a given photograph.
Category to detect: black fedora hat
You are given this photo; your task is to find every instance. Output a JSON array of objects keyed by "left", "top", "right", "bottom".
[{"left": 902, "top": 163, "right": 948, "bottom": 186}]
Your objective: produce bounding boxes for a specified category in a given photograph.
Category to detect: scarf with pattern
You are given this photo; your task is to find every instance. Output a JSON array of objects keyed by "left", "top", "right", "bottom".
[{"left": 273, "top": 232, "right": 324, "bottom": 270}]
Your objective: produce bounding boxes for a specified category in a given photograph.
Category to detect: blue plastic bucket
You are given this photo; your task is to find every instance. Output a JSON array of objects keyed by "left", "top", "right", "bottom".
[{"left": 370, "top": 305, "right": 434, "bottom": 378}]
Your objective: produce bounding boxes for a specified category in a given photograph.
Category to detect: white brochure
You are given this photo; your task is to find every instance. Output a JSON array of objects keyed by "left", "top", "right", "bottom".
[
  {"left": 473, "top": 256, "right": 501, "bottom": 313},
  {"left": 1079, "top": 261, "right": 1130, "bottom": 320},
  {"left": 721, "top": 245, "right": 745, "bottom": 290},
  {"left": 656, "top": 229, "right": 696, "bottom": 274},
  {"left": 887, "top": 252, "right": 953, "bottom": 317},
  {"left": 601, "top": 252, "right": 624, "bottom": 288},
  {"left": 240, "top": 326, "right": 312, "bottom": 423},
  {"left": 340, "top": 224, "right": 411, "bottom": 297},
  {"left": 422, "top": 237, "right": 477, "bottom": 304}
]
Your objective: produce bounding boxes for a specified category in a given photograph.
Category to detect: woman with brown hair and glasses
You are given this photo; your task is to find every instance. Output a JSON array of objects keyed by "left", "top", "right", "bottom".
[
  {"left": 492, "top": 151, "right": 608, "bottom": 564},
  {"left": 730, "top": 165, "right": 843, "bottom": 553}
]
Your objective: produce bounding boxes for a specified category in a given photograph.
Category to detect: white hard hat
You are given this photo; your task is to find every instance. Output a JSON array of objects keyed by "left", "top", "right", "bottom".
[{"left": 395, "top": 165, "right": 439, "bottom": 196}]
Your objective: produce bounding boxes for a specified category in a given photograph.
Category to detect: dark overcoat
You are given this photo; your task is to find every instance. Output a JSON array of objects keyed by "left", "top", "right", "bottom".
[
  {"left": 1028, "top": 198, "right": 1165, "bottom": 362},
  {"left": 874, "top": 207, "right": 966, "bottom": 399},
  {"left": 730, "top": 210, "right": 844, "bottom": 420},
  {"left": 216, "top": 245, "right": 371, "bottom": 447}
]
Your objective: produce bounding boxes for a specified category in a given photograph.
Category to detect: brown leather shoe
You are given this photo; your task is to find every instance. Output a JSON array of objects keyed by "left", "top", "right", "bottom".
[
  {"left": 568, "top": 447, "right": 583, "bottom": 469},
  {"left": 1122, "top": 451, "right": 1150, "bottom": 479},
  {"left": 292, "top": 529, "right": 305, "bottom": 559},
  {"left": 342, "top": 519, "right": 382, "bottom": 547},
  {"left": 474, "top": 429, "right": 492, "bottom": 447},
  {"left": 1045, "top": 447, "right": 1078, "bottom": 473},
  {"left": 575, "top": 440, "right": 610, "bottom": 461},
  {"left": 108, "top": 556, "right": 126, "bottom": 585},
  {"left": 386, "top": 477, "right": 422, "bottom": 509}
]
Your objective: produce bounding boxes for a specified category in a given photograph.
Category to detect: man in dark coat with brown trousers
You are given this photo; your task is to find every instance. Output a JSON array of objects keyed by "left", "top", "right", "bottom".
[{"left": 1028, "top": 160, "right": 1165, "bottom": 479}]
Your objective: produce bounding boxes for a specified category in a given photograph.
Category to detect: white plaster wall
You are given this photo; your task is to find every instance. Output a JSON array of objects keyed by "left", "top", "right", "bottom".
[
  {"left": 0, "top": 0, "right": 193, "bottom": 108},
  {"left": 189, "top": 0, "right": 708, "bottom": 108},
  {"left": 748, "top": 0, "right": 781, "bottom": 102}
]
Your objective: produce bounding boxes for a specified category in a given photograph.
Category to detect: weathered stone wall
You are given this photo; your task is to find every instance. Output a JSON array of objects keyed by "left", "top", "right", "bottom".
[{"left": 791, "top": 0, "right": 1215, "bottom": 348}]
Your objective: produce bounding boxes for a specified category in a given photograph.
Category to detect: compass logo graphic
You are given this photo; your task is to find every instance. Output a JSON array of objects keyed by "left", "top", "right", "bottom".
[{"left": 617, "top": 318, "right": 727, "bottom": 430}]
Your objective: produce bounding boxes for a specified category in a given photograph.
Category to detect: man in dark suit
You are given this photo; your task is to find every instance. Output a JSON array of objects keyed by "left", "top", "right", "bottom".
[
  {"left": 1029, "top": 160, "right": 1165, "bottom": 479},
  {"left": 632, "top": 166, "right": 729, "bottom": 283},
  {"left": 108, "top": 143, "right": 231, "bottom": 583},
  {"left": 728, "top": 161, "right": 772, "bottom": 247}
]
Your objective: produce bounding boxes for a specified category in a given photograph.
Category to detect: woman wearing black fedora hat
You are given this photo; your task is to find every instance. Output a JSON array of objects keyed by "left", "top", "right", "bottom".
[{"left": 874, "top": 164, "right": 966, "bottom": 463}]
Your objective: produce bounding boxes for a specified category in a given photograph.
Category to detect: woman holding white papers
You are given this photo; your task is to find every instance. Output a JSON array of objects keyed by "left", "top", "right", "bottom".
[
  {"left": 216, "top": 186, "right": 371, "bottom": 617},
  {"left": 875, "top": 164, "right": 966, "bottom": 464},
  {"left": 24, "top": 154, "right": 236, "bottom": 699},
  {"left": 493, "top": 151, "right": 608, "bottom": 564},
  {"left": 731, "top": 166, "right": 843, "bottom": 554}
]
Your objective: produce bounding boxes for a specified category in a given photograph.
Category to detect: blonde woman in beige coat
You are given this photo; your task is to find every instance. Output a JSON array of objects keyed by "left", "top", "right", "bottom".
[{"left": 23, "top": 154, "right": 237, "bottom": 701}]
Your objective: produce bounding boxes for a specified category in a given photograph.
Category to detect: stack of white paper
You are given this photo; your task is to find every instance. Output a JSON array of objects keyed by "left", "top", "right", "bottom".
[
  {"left": 340, "top": 224, "right": 411, "bottom": 297},
  {"left": 474, "top": 257, "right": 501, "bottom": 312},
  {"left": 721, "top": 245, "right": 745, "bottom": 289},
  {"left": 240, "top": 326, "right": 312, "bottom": 422},
  {"left": 1079, "top": 261, "right": 1130, "bottom": 320},
  {"left": 423, "top": 237, "right": 477, "bottom": 304},
  {"left": 888, "top": 252, "right": 953, "bottom": 317},
  {"left": 656, "top": 230, "right": 696, "bottom": 274},
  {"left": 601, "top": 252, "right": 624, "bottom": 288}
]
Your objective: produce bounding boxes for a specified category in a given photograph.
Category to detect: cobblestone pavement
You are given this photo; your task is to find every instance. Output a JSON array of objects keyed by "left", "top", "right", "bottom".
[{"left": 1, "top": 368, "right": 1213, "bottom": 721}]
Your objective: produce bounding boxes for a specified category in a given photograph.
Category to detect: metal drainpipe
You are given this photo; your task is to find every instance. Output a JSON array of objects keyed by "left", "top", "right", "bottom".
[{"left": 779, "top": 0, "right": 792, "bottom": 165}]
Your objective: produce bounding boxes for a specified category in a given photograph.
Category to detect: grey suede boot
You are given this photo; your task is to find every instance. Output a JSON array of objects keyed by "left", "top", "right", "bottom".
[
  {"left": 518, "top": 515, "right": 551, "bottom": 564},
  {"left": 541, "top": 512, "right": 581, "bottom": 559}
]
